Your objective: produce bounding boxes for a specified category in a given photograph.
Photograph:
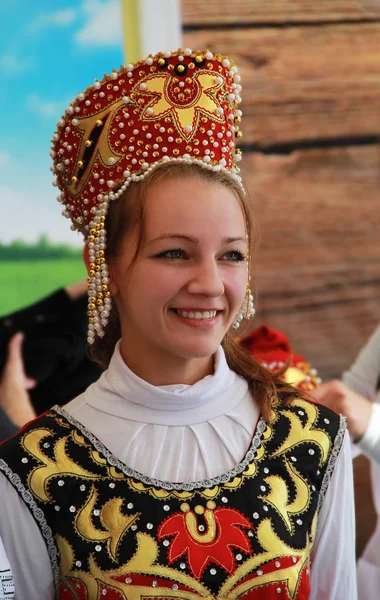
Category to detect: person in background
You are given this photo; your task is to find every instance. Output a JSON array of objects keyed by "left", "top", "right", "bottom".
[
  {"left": 0, "top": 280, "right": 100, "bottom": 417},
  {"left": 0, "top": 47, "right": 356, "bottom": 599},
  {"left": 0, "top": 333, "right": 36, "bottom": 441},
  {"left": 311, "top": 326, "right": 380, "bottom": 598}
]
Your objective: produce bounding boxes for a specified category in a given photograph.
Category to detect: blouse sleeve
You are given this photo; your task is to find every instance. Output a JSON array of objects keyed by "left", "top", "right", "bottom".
[
  {"left": 342, "top": 325, "right": 380, "bottom": 463},
  {"left": 0, "top": 473, "right": 54, "bottom": 600},
  {"left": 309, "top": 430, "right": 357, "bottom": 600}
]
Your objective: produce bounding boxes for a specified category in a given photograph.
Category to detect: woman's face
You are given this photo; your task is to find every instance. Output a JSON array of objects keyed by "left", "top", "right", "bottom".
[{"left": 109, "top": 175, "right": 248, "bottom": 374}]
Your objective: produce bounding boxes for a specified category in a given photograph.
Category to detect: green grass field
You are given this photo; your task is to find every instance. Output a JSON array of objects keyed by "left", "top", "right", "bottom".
[{"left": 0, "top": 259, "right": 87, "bottom": 317}]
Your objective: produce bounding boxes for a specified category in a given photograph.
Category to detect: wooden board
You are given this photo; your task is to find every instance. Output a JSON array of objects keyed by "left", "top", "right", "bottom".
[
  {"left": 183, "top": 24, "right": 380, "bottom": 146},
  {"left": 239, "top": 144, "right": 380, "bottom": 379},
  {"left": 182, "top": 0, "right": 380, "bottom": 25}
]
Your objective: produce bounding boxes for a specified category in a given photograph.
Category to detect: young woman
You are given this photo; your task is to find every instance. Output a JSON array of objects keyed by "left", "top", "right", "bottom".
[{"left": 0, "top": 48, "right": 356, "bottom": 599}]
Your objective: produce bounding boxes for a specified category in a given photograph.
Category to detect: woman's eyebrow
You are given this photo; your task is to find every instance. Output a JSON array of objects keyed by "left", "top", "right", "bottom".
[{"left": 148, "top": 234, "right": 247, "bottom": 244}]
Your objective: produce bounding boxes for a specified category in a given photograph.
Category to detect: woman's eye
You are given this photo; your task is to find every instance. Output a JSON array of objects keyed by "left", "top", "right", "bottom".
[
  {"left": 156, "top": 248, "right": 186, "bottom": 260},
  {"left": 223, "top": 250, "right": 246, "bottom": 262}
]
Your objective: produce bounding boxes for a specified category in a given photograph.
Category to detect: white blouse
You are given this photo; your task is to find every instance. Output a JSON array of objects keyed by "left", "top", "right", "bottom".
[{"left": 0, "top": 343, "right": 356, "bottom": 599}]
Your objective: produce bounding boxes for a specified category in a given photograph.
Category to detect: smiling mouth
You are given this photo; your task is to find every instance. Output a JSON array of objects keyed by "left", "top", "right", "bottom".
[{"left": 171, "top": 309, "right": 220, "bottom": 320}]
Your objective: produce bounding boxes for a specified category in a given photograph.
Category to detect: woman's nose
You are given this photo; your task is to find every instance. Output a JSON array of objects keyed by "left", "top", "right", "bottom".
[{"left": 186, "top": 261, "right": 224, "bottom": 298}]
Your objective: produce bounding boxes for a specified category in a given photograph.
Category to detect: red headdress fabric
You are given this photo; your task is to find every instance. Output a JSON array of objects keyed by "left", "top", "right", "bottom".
[
  {"left": 239, "top": 325, "right": 322, "bottom": 391},
  {"left": 51, "top": 48, "right": 243, "bottom": 236}
]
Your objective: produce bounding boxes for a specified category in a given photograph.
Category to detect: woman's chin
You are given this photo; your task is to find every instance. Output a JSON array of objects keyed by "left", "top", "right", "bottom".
[{"left": 167, "top": 336, "right": 222, "bottom": 361}]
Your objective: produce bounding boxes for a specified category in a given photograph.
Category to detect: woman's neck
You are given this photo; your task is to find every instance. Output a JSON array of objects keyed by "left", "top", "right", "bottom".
[{"left": 119, "top": 340, "right": 214, "bottom": 386}]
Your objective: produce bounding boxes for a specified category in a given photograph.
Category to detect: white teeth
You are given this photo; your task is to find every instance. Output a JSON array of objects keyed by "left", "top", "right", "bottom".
[{"left": 176, "top": 310, "right": 217, "bottom": 319}]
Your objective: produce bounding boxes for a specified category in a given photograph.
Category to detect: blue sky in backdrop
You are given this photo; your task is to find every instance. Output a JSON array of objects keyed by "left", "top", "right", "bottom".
[{"left": 0, "top": 0, "right": 124, "bottom": 246}]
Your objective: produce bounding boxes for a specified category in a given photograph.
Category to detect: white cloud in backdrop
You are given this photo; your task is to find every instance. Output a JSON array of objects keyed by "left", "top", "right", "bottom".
[
  {"left": 75, "top": 0, "right": 122, "bottom": 47},
  {"left": 27, "top": 93, "right": 66, "bottom": 118},
  {"left": 27, "top": 9, "right": 77, "bottom": 34},
  {"left": 0, "top": 53, "right": 34, "bottom": 75}
]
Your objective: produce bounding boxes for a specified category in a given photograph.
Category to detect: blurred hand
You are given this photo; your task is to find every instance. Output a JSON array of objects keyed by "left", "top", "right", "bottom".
[
  {"left": 0, "top": 333, "right": 36, "bottom": 428},
  {"left": 310, "top": 380, "right": 373, "bottom": 442}
]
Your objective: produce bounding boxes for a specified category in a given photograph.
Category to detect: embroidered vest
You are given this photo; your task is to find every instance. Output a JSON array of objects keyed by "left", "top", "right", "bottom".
[{"left": 0, "top": 398, "right": 345, "bottom": 599}]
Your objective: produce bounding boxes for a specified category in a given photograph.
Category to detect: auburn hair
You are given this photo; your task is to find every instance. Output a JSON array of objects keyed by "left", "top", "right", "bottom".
[{"left": 88, "top": 162, "right": 304, "bottom": 421}]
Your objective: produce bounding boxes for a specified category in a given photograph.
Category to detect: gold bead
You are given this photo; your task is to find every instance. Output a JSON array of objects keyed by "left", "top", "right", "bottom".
[
  {"left": 90, "top": 229, "right": 96, "bottom": 236},
  {"left": 89, "top": 318, "right": 95, "bottom": 324},
  {"left": 88, "top": 303, "right": 96, "bottom": 311},
  {"left": 174, "top": 86, "right": 180, "bottom": 93},
  {"left": 90, "top": 296, "right": 96, "bottom": 304},
  {"left": 157, "top": 58, "right": 166, "bottom": 67},
  {"left": 194, "top": 54, "right": 203, "bottom": 63},
  {"left": 101, "top": 284, "right": 108, "bottom": 292},
  {"left": 87, "top": 310, "right": 93, "bottom": 317},
  {"left": 236, "top": 148, "right": 242, "bottom": 155},
  {"left": 98, "top": 249, "right": 105, "bottom": 257},
  {"left": 178, "top": 93, "right": 184, "bottom": 101},
  {"left": 95, "top": 265, "right": 101, "bottom": 272},
  {"left": 156, "top": 136, "right": 163, "bottom": 143},
  {"left": 176, "top": 64, "right": 185, "bottom": 73},
  {"left": 90, "top": 262, "right": 96, "bottom": 269},
  {"left": 173, "top": 148, "right": 180, "bottom": 155},
  {"left": 97, "top": 292, "right": 103, "bottom": 298},
  {"left": 85, "top": 140, "right": 93, "bottom": 147},
  {"left": 99, "top": 257, "right": 105, "bottom": 264},
  {"left": 186, "top": 77, "right": 192, "bottom": 84},
  {"left": 236, "top": 130, "right": 243, "bottom": 138},
  {"left": 77, "top": 160, "right": 84, "bottom": 168},
  {"left": 235, "top": 116, "right": 242, "bottom": 124},
  {"left": 87, "top": 277, "right": 92, "bottom": 284},
  {"left": 71, "top": 176, "right": 78, "bottom": 183},
  {"left": 186, "top": 145, "right": 192, "bottom": 152},
  {"left": 89, "top": 270, "right": 95, "bottom": 277},
  {"left": 105, "top": 291, "right": 111, "bottom": 298},
  {"left": 100, "top": 216, "right": 106, "bottom": 222},
  {"left": 96, "top": 298, "right": 103, "bottom": 306},
  {"left": 96, "top": 119, "right": 103, "bottom": 126},
  {"left": 189, "top": 62, "right": 195, "bottom": 69}
]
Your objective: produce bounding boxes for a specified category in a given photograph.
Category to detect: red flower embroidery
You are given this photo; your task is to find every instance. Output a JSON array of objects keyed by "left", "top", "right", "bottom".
[{"left": 158, "top": 500, "right": 253, "bottom": 579}]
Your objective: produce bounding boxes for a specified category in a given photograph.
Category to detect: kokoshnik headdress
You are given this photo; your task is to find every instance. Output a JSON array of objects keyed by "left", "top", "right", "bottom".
[{"left": 51, "top": 48, "right": 254, "bottom": 343}]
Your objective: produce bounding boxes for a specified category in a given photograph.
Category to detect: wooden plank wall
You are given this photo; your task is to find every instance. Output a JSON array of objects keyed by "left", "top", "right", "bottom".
[
  {"left": 182, "top": 0, "right": 380, "bottom": 381},
  {"left": 181, "top": 0, "right": 380, "bottom": 557}
]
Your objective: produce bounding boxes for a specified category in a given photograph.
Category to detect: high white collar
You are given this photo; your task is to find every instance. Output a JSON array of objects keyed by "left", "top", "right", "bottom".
[{"left": 85, "top": 341, "right": 249, "bottom": 426}]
